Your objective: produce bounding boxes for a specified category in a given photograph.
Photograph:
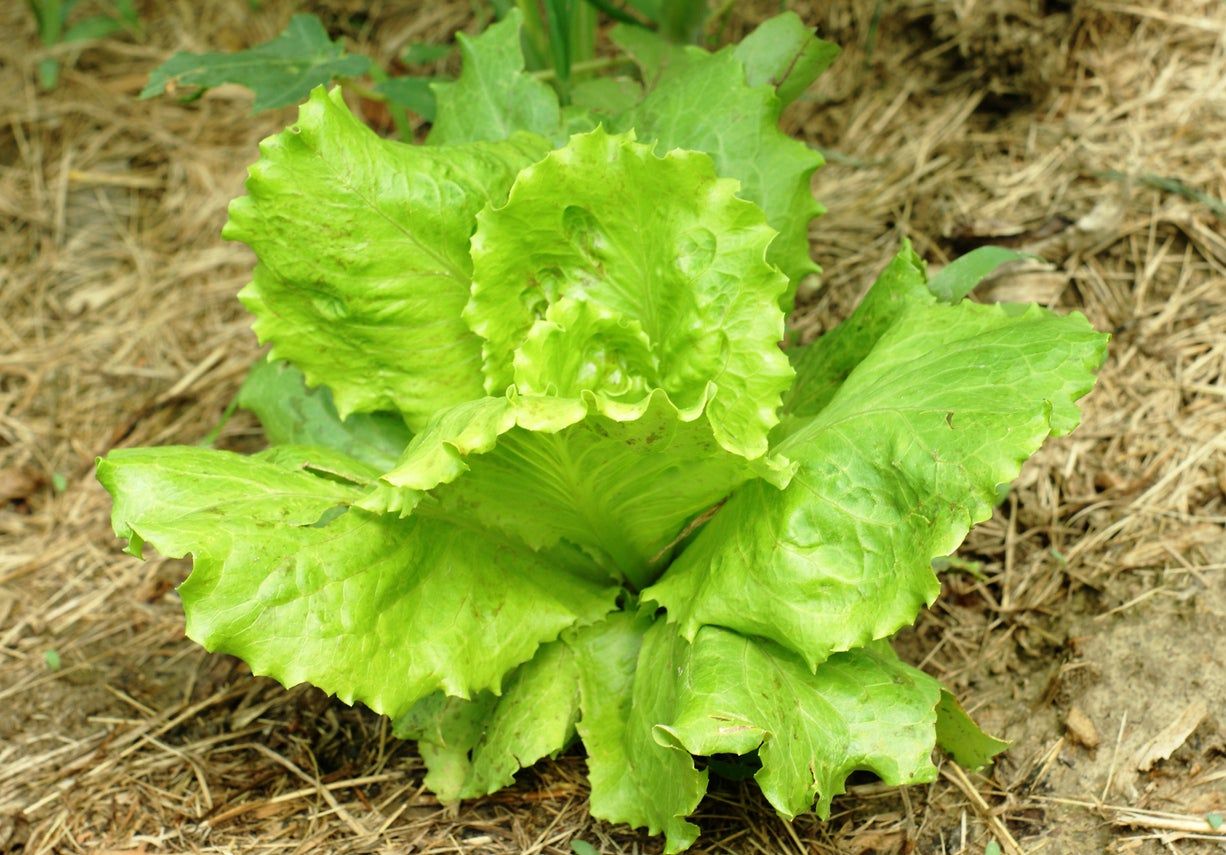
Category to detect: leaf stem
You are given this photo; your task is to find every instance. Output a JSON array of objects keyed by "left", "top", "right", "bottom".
[{"left": 530, "top": 55, "right": 633, "bottom": 82}]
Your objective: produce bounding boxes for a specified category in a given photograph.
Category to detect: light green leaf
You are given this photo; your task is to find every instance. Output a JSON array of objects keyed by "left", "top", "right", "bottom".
[
  {"left": 367, "top": 390, "right": 790, "bottom": 588},
  {"left": 224, "top": 87, "right": 550, "bottom": 428},
  {"left": 647, "top": 300, "right": 1108, "bottom": 667},
  {"left": 394, "top": 640, "right": 581, "bottom": 800},
  {"left": 780, "top": 243, "right": 931, "bottom": 432},
  {"left": 465, "top": 128, "right": 793, "bottom": 460},
  {"left": 935, "top": 690, "right": 1009, "bottom": 770},
  {"left": 141, "top": 14, "right": 372, "bottom": 112},
  {"left": 97, "top": 446, "right": 617, "bottom": 719},
  {"left": 660, "top": 634, "right": 940, "bottom": 819},
  {"left": 927, "top": 246, "right": 1035, "bottom": 303},
  {"left": 618, "top": 41, "right": 825, "bottom": 293},
  {"left": 733, "top": 12, "right": 840, "bottom": 107},
  {"left": 571, "top": 612, "right": 706, "bottom": 853},
  {"left": 237, "top": 359, "right": 411, "bottom": 471},
  {"left": 427, "top": 9, "right": 562, "bottom": 145}
]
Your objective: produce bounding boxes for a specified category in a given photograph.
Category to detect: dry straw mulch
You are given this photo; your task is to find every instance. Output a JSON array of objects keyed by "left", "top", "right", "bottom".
[{"left": 1, "top": 1, "right": 1223, "bottom": 853}]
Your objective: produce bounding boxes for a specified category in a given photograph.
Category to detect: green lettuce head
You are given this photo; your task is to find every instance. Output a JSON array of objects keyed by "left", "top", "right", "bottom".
[{"left": 100, "top": 14, "right": 1105, "bottom": 852}]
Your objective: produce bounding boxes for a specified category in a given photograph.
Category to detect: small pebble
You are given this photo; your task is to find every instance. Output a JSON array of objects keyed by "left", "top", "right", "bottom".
[{"left": 1065, "top": 705, "right": 1100, "bottom": 749}]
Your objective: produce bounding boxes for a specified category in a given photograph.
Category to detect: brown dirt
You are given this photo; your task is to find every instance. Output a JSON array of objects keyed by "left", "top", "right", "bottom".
[{"left": 2, "top": 1, "right": 1223, "bottom": 853}]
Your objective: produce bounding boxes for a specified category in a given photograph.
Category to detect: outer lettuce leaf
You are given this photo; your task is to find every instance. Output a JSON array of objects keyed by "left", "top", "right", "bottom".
[
  {"left": 393, "top": 640, "right": 581, "bottom": 801},
  {"left": 427, "top": 10, "right": 563, "bottom": 145},
  {"left": 606, "top": 25, "right": 689, "bottom": 85},
  {"left": 935, "top": 690, "right": 1009, "bottom": 770},
  {"left": 365, "top": 390, "right": 790, "bottom": 588},
  {"left": 614, "top": 32, "right": 825, "bottom": 292},
  {"left": 780, "top": 243, "right": 1042, "bottom": 435},
  {"left": 732, "top": 12, "right": 840, "bottom": 107},
  {"left": 779, "top": 244, "right": 931, "bottom": 433},
  {"left": 565, "top": 77, "right": 643, "bottom": 129},
  {"left": 927, "top": 246, "right": 1032, "bottom": 303},
  {"left": 224, "top": 87, "right": 549, "bottom": 428},
  {"left": 570, "top": 612, "right": 706, "bottom": 853},
  {"left": 465, "top": 128, "right": 793, "bottom": 460},
  {"left": 97, "top": 447, "right": 618, "bottom": 719},
  {"left": 646, "top": 300, "right": 1108, "bottom": 667},
  {"left": 660, "top": 634, "right": 940, "bottom": 820},
  {"left": 237, "top": 359, "right": 411, "bottom": 471}
]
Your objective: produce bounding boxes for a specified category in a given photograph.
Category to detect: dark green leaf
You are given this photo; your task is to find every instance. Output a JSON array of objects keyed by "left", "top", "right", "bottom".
[
  {"left": 401, "top": 42, "right": 452, "bottom": 65},
  {"left": 236, "top": 359, "right": 412, "bottom": 472},
  {"left": 141, "top": 14, "right": 372, "bottom": 112},
  {"left": 623, "top": 0, "right": 707, "bottom": 42},
  {"left": 733, "top": 12, "right": 839, "bottom": 106},
  {"left": 427, "top": 9, "right": 562, "bottom": 144},
  {"left": 113, "top": 0, "right": 139, "bottom": 29},
  {"left": 377, "top": 75, "right": 438, "bottom": 121}
]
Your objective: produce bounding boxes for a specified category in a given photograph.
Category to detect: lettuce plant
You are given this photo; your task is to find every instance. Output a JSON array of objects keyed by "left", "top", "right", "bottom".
[{"left": 99, "top": 13, "right": 1107, "bottom": 851}]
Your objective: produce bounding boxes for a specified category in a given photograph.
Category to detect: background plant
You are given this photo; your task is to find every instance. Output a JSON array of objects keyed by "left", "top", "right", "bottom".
[
  {"left": 27, "top": 0, "right": 140, "bottom": 89},
  {"left": 139, "top": 0, "right": 813, "bottom": 139}
]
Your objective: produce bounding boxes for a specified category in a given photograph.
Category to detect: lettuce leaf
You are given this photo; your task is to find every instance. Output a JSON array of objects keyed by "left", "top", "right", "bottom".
[
  {"left": 427, "top": 10, "right": 563, "bottom": 145},
  {"left": 393, "top": 639, "right": 582, "bottom": 800},
  {"left": 466, "top": 128, "right": 793, "bottom": 459},
  {"left": 645, "top": 271, "right": 1108, "bottom": 666},
  {"left": 224, "top": 87, "right": 550, "bottom": 428},
  {"left": 366, "top": 390, "right": 788, "bottom": 587},
  {"left": 97, "top": 446, "right": 618, "bottom": 718},
  {"left": 353, "top": 129, "right": 793, "bottom": 585},
  {"left": 613, "top": 32, "right": 826, "bottom": 293},
  {"left": 660, "top": 635, "right": 940, "bottom": 820},
  {"left": 237, "top": 359, "right": 411, "bottom": 471},
  {"left": 733, "top": 12, "right": 840, "bottom": 107},
  {"left": 423, "top": 11, "right": 830, "bottom": 296},
  {"left": 571, "top": 612, "right": 706, "bottom": 853}
]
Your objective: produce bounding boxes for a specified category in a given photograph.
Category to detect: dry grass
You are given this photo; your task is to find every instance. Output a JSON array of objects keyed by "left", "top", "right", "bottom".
[{"left": 2, "top": 1, "right": 1224, "bottom": 853}]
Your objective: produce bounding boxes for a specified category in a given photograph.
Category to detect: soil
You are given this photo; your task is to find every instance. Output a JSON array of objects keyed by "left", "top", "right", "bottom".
[{"left": 1, "top": 1, "right": 1223, "bottom": 853}]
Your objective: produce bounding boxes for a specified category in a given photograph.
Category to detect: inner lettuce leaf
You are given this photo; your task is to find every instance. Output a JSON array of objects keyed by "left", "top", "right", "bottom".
[
  {"left": 356, "top": 129, "right": 794, "bottom": 585},
  {"left": 224, "top": 87, "right": 550, "bottom": 429},
  {"left": 422, "top": 11, "right": 832, "bottom": 296},
  {"left": 363, "top": 390, "right": 789, "bottom": 588},
  {"left": 611, "top": 28, "right": 826, "bottom": 294},
  {"left": 465, "top": 128, "right": 793, "bottom": 460}
]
